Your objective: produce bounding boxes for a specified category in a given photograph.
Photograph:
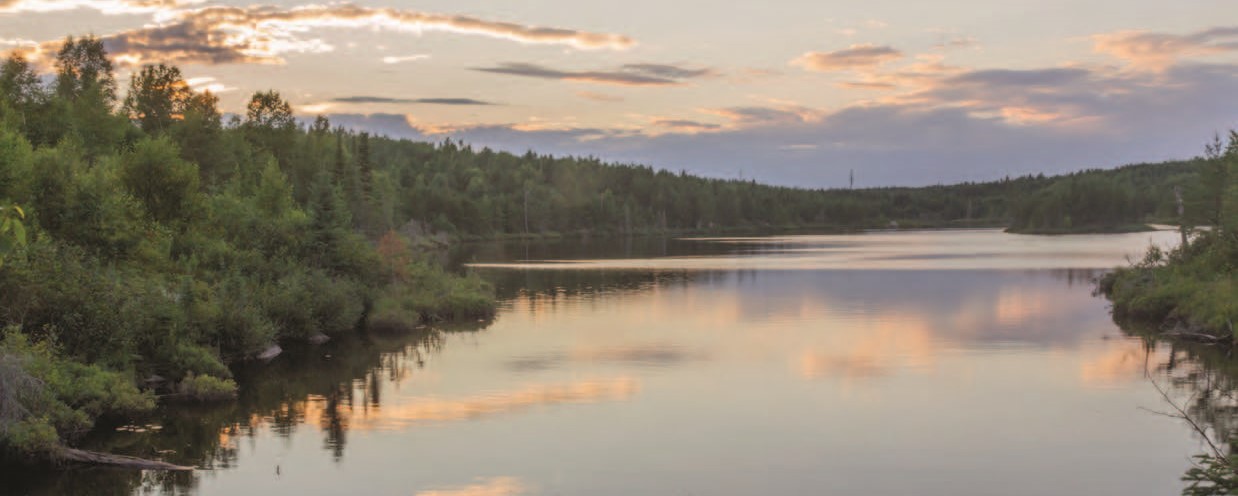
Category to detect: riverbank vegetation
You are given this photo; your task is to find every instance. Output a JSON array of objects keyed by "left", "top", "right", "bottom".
[
  {"left": 1094, "top": 132, "right": 1238, "bottom": 496},
  {"left": 0, "top": 37, "right": 494, "bottom": 463},
  {"left": 1100, "top": 132, "right": 1238, "bottom": 342}
]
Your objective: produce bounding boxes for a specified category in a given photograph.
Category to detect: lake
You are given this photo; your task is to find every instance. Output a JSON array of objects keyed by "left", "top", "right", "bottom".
[{"left": 12, "top": 228, "right": 1226, "bottom": 496}]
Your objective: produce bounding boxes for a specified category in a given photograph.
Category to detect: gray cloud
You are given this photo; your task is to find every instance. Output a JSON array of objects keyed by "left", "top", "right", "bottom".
[
  {"left": 473, "top": 61, "right": 714, "bottom": 86},
  {"left": 332, "top": 96, "right": 494, "bottom": 105},
  {"left": 72, "top": 3, "right": 633, "bottom": 66},
  {"left": 945, "top": 68, "right": 1091, "bottom": 87},
  {"left": 652, "top": 119, "right": 722, "bottom": 132},
  {"left": 620, "top": 63, "right": 714, "bottom": 79}
]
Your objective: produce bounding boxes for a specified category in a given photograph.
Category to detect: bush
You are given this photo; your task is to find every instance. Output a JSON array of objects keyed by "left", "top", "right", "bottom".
[
  {"left": 371, "top": 261, "right": 495, "bottom": 328},
  {"left": 175, "top": 372, "right": 237, "bottom": 402},
  {"left": 0, "top": 329, "right": 153, "bottom": 453}
]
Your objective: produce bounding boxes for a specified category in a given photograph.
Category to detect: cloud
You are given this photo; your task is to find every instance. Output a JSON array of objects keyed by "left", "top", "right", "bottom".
[
  {"left": 652, "top": 118, "right": 722, "bottom": 133},
  {"left": 323, "top": 59, "right": 1238, "bottom": 188},
  {"left": 791, "top": 44, "right": 903, "bottom": 72},
  {"left": 837, "top": 81, "right": 898, "bottom": 90},
  {"left": 382, "top": 54, "right": 429, "bottom": 64},
  {"left": 0, "top": 38, "right": 37, "bottom": 48},
  {"left": 888, "top": 67, "right": 1116, "bottom": 127},
  {"left": 332, "top": 96, "right": 494, "bottom": 105},
  {"left": 703, "top": 105, "right": 825, "bottom": 127},
  {"left": 618, "top": 63, "right": 714, "bottom": 79},
  {"left": 835, "top": 57, "right": 964, "bottom": 91},
  {"left": 184, "top": 76, "right": 232, "bottom": 93},
  {"left": 473, "top": 62, "right": 714, "bottom": 86},
  {"left": 575, "top": 91, "right": 624, "bottom": 102},
  {"left": 60, "top": 3, "right": 632, "bottom": 66},
  {"left": 946, "top": 67, "right": 1091, "bottom": 87},
  {"left": 934, "top": 36, "right": 980, "bottom": 50},
  {"left": 0, "top": 0, "right": 194, "bottom": 15},
  {"left": 1094, "top": 26, "right": 1238, "bottom": 70}
]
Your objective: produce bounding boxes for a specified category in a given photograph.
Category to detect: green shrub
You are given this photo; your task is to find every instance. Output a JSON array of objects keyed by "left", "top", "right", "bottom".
[
  {"left": 371, "top": 261, "right": 495, "bottom": 328},
  {"left": 0, "top": 329, "right": 153, "bottom": 452},
  {"left": 175, "top": 372, "right": 237, "bottom": 402}
]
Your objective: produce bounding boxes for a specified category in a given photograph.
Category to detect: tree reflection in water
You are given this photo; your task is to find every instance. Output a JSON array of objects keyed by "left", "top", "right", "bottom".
[
  {"left": 8, "top": 324, "right": 461, "bottom": 495},
  {"left": 1132, "top": 328, "right": 1238, "bottom": 495}
]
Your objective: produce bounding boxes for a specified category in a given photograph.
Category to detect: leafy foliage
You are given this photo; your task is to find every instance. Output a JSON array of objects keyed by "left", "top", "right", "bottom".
[
  {"left": 0, "top": 329, "right": 154, "bottom": 455},
  {"left": 1183, "top": 455, "right": 1238, "bottom": 495},
  {"left": 0, "top": 39, "right": 498, "bottom": 456}
]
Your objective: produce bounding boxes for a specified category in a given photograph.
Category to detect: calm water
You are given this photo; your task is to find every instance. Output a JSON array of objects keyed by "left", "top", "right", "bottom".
[{"left": 13, "top": 228, "right": 1232, "bottom": 496}]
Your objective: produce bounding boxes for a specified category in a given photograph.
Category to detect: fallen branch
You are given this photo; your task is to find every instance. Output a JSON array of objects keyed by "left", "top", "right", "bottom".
[
  {"left": 1162, "top": 331, "right": 1231, "bottom": 344},
  {"left": 55, "top": 447, "right": 193, "bottom": 471},
  {"left": 1143, "top": 366, "right": 1229, "bottom": 465}
]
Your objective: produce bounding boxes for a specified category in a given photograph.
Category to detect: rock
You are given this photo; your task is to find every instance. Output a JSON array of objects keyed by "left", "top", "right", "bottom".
[
  {"left": 308, "top": 333, "right": 330, "bottom": 345},
  {"left": 256, "top": 345, "right": 282, "bottom": 361}
]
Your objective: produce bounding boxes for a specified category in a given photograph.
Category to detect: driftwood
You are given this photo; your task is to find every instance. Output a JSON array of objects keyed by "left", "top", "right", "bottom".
[
  {"left": 255, "top": 344, "right": 282, "bottom": 361},
  {"left": 55, "top": 447, "right": 193, "bottom": 471},
  {"left": 1161, "top": 331, "right": 1231, "bottom": 344}
]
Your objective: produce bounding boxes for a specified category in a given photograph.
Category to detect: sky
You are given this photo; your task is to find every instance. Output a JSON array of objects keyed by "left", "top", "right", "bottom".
[{"left": 2, "top": 0, "right": 1237, "bottom": 187}]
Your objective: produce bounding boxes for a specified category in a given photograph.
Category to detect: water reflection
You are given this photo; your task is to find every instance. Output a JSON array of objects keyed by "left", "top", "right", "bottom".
[
  {"left": 298, "top": 377, "right": 639, "bottom": 430},
  {"left": 466, "top": 229, "right": 1180, "bottom": 271},
  {"left": 11, "top": 230, "right": 1221, "bottom": 496},
  {"left": 1133, "top": 332, "right": 1238, "bottom": 469},
  {"left": 416, "top": 477, "right": 527, "bottom": 496}
]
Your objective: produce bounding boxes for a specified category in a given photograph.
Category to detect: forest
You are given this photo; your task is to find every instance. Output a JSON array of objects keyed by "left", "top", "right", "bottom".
[
  {"left": 0, "top": 35, "right": 1213, "bottom": 462},
  {"left": 0, "top": 36, "right": 494, "bottom": 461}
]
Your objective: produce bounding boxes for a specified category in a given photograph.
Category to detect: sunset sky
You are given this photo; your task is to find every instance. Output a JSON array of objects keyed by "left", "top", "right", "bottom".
[{"left": 3, "top": 0, "right": 1237, "bottom": 186}]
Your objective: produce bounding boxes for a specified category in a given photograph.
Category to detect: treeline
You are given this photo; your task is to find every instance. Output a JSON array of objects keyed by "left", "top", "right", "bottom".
[
  {"left": 0, "top": 36, "right": 493, "bottom": 459},
  {"left": 357, "top": 140, "right": 1202, "bottom": 236},
  {"left": 1005, "top": 160, "right": 1202, "bottom": 233}
]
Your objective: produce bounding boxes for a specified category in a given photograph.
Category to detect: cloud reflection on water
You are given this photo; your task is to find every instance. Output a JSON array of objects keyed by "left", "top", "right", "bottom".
[
  {"left": 258, "top": 378, "right": 640, "bottom": 434},
  {"left": 416, "top": 477, "right": 527, "bottom": 496}
]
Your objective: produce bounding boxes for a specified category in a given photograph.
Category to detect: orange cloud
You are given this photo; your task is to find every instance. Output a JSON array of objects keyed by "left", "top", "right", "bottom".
[
  {"left": 72, "top": 3, "right": 633, "bottom": 66},
  {"left": 1093, "top": 27, "right": 1238, "bottom": 71},
  {"left": 0, "top": 0, "right": 193, "bottom": 15},
  {"left": 791, "top": 44, "right": 903, "bottom": 72}
]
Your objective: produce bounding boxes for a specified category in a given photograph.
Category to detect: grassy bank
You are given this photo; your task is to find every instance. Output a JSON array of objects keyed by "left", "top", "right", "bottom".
[{"left": 1099, "top": 231, "right": 1238, "bottom": 340}]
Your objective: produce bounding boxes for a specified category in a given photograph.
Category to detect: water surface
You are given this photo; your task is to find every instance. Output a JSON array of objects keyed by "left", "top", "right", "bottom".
[{"left": 16, "top": 228, "right": 1228, "bottom": 496}]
